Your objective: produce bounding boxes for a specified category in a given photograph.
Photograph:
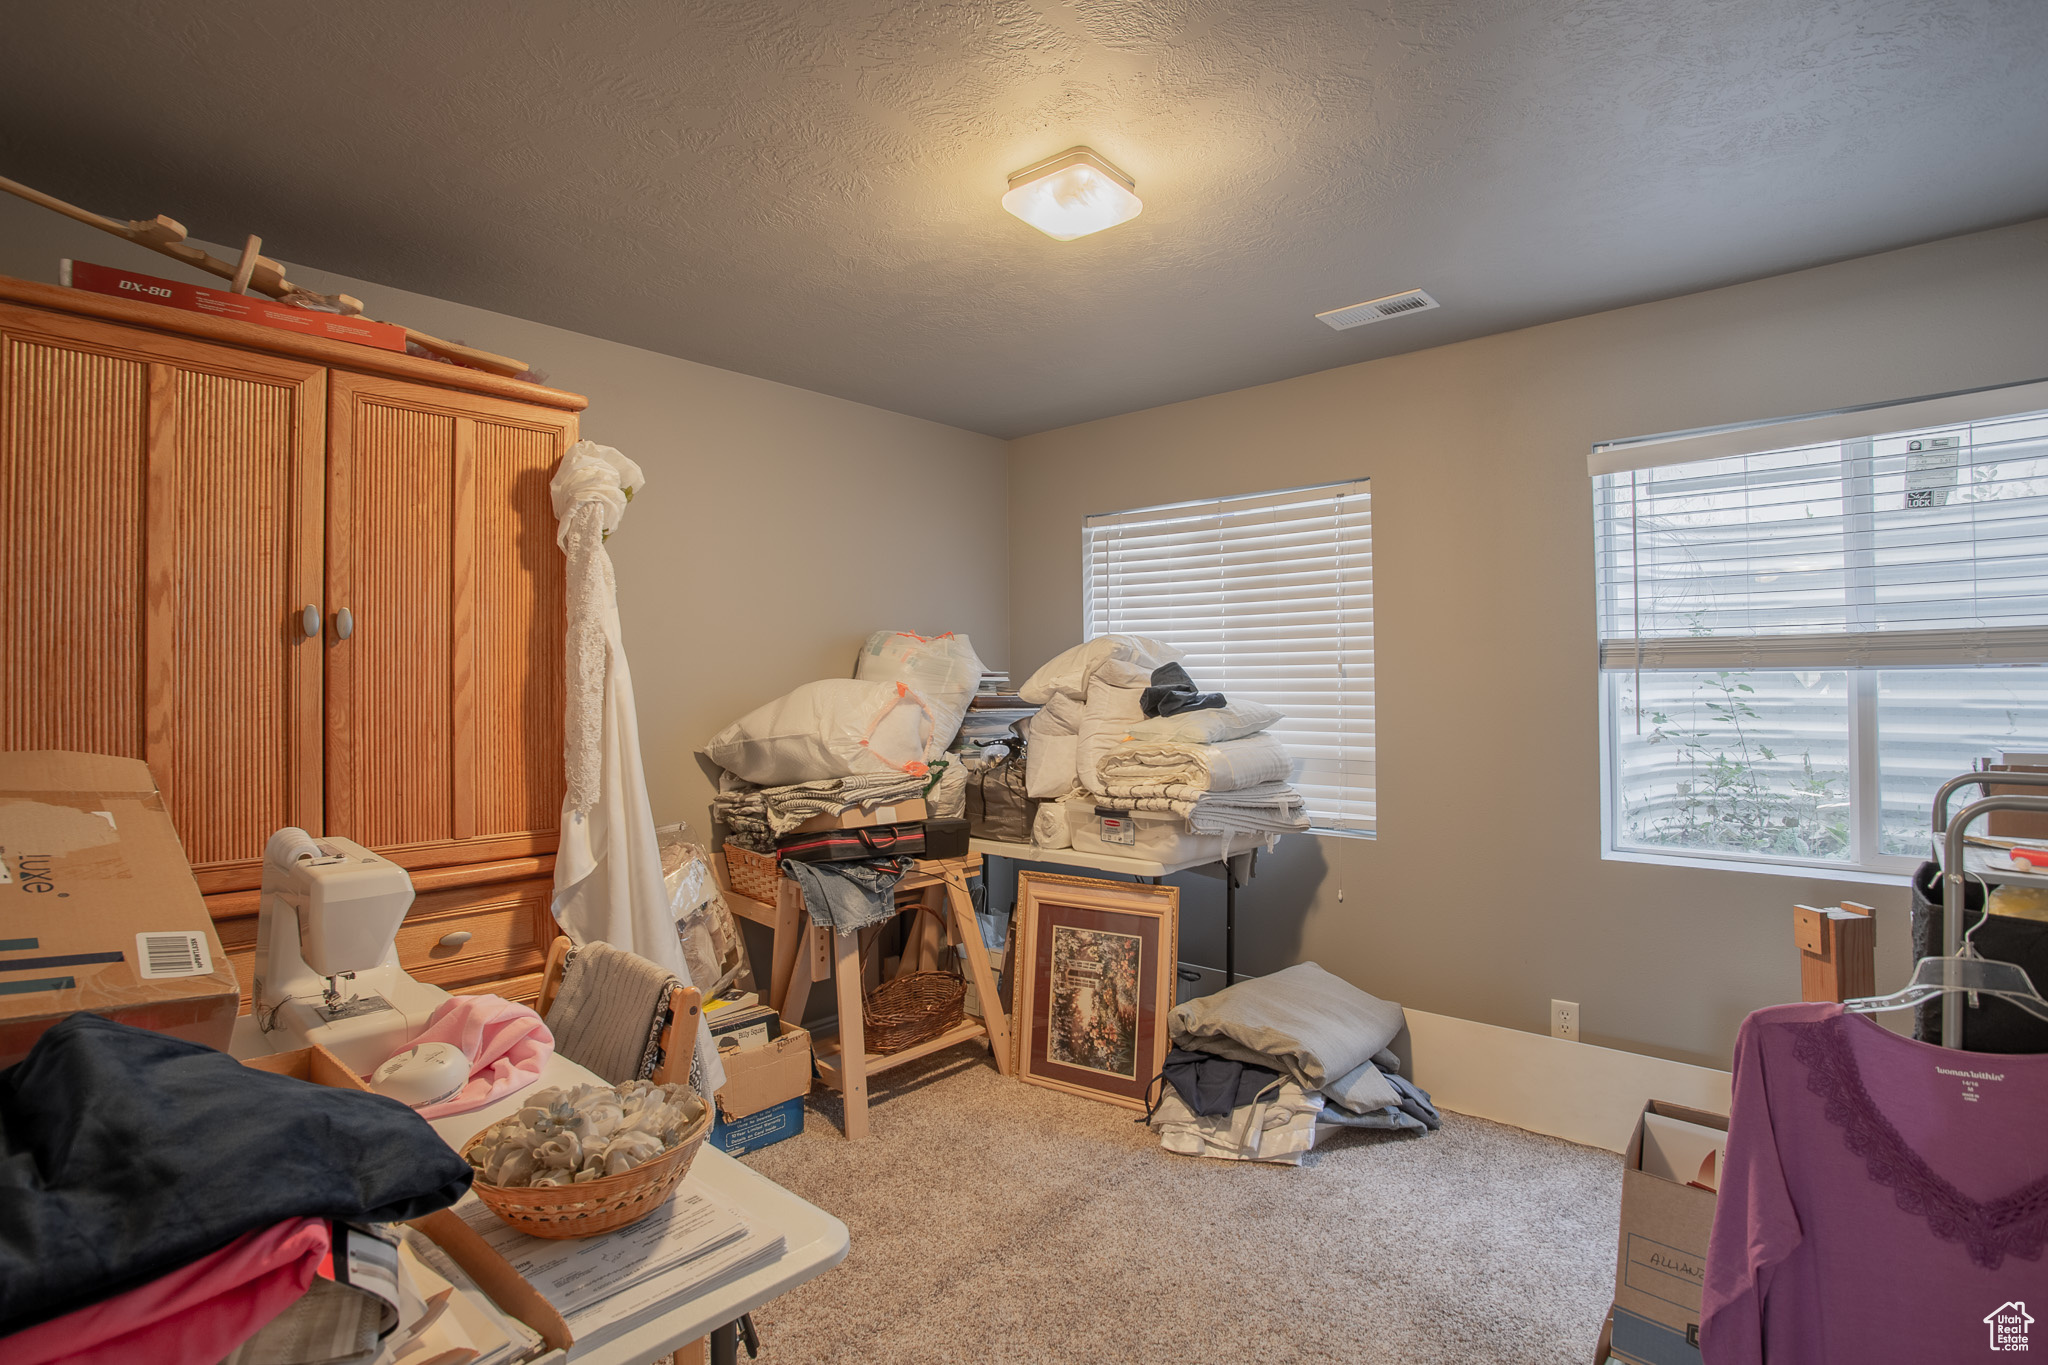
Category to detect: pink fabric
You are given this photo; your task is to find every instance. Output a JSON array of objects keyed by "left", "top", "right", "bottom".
[
  {"left": 7, "top": 1218, "right": 329, "bottom": 1365},
  {"left": 403, "top": 993, "right": 555, "bottom": 1119}
]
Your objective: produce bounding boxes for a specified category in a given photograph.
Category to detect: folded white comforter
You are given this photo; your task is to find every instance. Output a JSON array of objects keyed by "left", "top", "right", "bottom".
[{"left": 1096, "top": 731, "right": 1293, "bottom": 794}]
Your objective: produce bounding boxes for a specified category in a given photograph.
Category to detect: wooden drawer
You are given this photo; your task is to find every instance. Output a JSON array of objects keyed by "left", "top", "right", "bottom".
[
  {"left": 211, "top": 872, "right": 554, "bottom": 1012},
  {"left": 397, "top": 877, "right": 552, "bottom": 990}
]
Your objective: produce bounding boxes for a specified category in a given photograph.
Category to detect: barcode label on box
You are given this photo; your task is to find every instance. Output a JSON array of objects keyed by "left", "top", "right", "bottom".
[{"left": 135, "top": 931, "right": 211, "bottom": 979}]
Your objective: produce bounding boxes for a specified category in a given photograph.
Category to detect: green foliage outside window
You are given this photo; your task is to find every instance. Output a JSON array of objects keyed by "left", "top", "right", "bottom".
[{"left": 1630, "top": 671, "right": 1850, "bottom": 859}]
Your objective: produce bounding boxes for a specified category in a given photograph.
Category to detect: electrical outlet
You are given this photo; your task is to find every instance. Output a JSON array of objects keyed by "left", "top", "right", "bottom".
[{"left": 1551, "top": 999, "right": 1579, "bottom": 1041}]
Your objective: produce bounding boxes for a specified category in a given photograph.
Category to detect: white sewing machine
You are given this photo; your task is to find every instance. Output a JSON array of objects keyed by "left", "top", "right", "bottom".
[{"left": 252, "top": 828, "right": 450, "bottom": 1074}]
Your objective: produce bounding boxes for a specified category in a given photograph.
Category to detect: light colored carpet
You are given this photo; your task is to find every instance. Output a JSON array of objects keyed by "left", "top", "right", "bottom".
[{"left": 736, "top": 1044, "right": 1620, "bottom": 1364}]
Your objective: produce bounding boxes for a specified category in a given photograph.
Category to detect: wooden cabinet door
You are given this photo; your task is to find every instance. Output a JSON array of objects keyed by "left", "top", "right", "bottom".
[
  {"left": 0, "top": 305, "right": 325, "bottom": 891},
  {"left": 325, "top": 372, "right": 573, "bottom": 870}
]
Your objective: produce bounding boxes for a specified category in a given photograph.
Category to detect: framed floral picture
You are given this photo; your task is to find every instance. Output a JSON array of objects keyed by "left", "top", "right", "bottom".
[{"left": 1011, "top": 872, "right": 1179, "bottom": 1109}]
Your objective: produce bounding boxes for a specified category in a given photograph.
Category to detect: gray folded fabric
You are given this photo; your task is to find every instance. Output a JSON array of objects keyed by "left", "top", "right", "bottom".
[
  {"left": 1168, "top": 961, "right": 1405, "bottom": 1089},
  {"left": 1323, "top": 1055, "right": 1403, "bottom": 1113},
  {"left": 1318, "top": 1105, "right": 1427, "bottom": 1133},
  {"left": 544, "top": 939, "right": 675, "bottom": 1084}
]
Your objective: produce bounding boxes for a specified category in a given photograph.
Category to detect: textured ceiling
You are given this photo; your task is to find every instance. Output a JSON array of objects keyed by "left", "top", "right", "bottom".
[{"left": 5, "top": 1, "right": 2047, "bottom": 436}]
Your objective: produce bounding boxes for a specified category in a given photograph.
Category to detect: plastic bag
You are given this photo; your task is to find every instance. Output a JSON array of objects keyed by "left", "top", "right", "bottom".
[
  {"left": 1031, "top": 800, "right": 1071, "bottom": 850},
  {"left": 855, "top": 631, "right": 984, "bottom": 760},
  {"left": 967, "top": 751, "right": 1037, "bottom": 843},
  {"left": 924, "top": 755, "right": 969, "bottom": 820},
  {"left": 657, "top": 823, "right": 752, "bottom": 998}
]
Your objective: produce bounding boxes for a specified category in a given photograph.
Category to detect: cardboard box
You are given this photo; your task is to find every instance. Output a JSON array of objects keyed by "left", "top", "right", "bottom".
[
  {"left": 1984, "top": 761, "right": 2048, "bottom": 839},
  {"left": 791, "top": 797, "right": 927, "bottom": 835},
  {"left": 63, "top": 259, "right": 409, "bottom": 352},
  {"left": 709, "top": 1094, "right": 805, "bottom": 1156},
  {"left": 709, "top": 1024, "right": 812, "bottom": 1155},
  {"left": 241, "top": 1047, "right": 573, "bottom": 1357},
  {"left": 244, "top": 1042, "right": 377, "bottom": 1093},
  {"left": 0, "top": 751, "right": 240, "bottom": 1067},
  {"left": 1604, "top": 1100, "right": 1728, "bottom": 1365}
]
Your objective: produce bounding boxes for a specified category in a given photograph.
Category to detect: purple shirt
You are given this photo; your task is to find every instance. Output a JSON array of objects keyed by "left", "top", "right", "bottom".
[{"left": 1702, "top": 1003, "right": 2048, "bottom": 1363}]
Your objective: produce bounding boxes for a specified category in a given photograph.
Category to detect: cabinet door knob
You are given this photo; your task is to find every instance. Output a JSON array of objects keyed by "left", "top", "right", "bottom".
[
  {"left": 334, "top": 607, "right": 354, "bottom": 640},
  {"left": 438, "top": 930, "right": 472, "bottom": 948},
  {"left": 299, "top": 604, "right": 320, "bottom": 638}
]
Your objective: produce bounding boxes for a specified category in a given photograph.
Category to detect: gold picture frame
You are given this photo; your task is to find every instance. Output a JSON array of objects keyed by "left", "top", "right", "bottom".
[{"left": 1011, "top": 872, "right": 1179, "bottom": 1109}]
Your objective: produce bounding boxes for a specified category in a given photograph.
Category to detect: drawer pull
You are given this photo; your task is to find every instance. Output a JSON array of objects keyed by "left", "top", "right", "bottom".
[{"left": 437, "top": 931, "right": 473, "bottom": 948}]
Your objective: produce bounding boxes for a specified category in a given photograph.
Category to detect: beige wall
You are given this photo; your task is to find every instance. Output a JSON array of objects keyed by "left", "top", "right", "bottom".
[
  {"left": 0, "top": 195, "right": 1009, "bottom": 837},
  {"left": 1007, "top": 218, "right": 2048, "bottom": 1069}
]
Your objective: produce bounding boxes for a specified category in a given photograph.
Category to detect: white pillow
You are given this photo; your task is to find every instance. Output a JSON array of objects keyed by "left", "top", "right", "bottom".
[
  {"left": 1017, "top": 634, "right": 1182, "bottom": 705},
  {"left": 1075, "top": 660, "right": 1151, "bottom": 796},
  {"left": 704, "top": 679, "right": 934, "bottom": 787},
  {"left": 1020, "top": 693, "right": 1085, "bottom": 799},
  {"left": 1124, "top": 699, "right": 1284, "bottom": 745}
]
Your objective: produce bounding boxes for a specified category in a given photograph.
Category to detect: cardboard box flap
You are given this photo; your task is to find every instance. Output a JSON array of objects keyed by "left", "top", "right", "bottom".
[
  {"left": 716, "top": 1026, "right": 813, "bottom": 1122},
  {"left": 0, "top": 750, "right": 161, "bottom": 795},
  {"left": 1610, "top": 1098, "right": 1727, "bottom": 1362},
  {"left": 0, "top": 750, "right": 236, "bottom": 1064}
]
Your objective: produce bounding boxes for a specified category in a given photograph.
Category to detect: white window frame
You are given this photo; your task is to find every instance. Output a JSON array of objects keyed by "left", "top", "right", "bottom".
[
  {"left": 1082, "top": 480, "right": 1374, "bottom": 837},
  {"left": 1590, "top": 379, "right": 2048, "bottom": 882},
  {"left": 1596, "top": 671, "right": 1917, "bottom": 884}
]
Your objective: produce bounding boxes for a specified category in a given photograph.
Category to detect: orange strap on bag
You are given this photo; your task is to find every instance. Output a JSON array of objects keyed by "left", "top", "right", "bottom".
[{"left": 856, "top": 681, "right": 933, "bottom": 776}]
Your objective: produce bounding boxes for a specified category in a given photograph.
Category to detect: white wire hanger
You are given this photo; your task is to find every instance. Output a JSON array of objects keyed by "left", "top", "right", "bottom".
[{"left": 1843, "top": 875, "right": 2048, "bottom": 1023}]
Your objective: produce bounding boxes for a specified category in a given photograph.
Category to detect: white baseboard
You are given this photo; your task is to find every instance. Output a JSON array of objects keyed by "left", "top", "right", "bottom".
[{"left": 1401, "top": 1009, "right": 1731, "bottom": 1154}]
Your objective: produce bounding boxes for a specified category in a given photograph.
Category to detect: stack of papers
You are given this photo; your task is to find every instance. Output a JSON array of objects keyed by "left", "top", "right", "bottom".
[{"left": 456, "top": 1182, "right": 785, "bottom": 1338}]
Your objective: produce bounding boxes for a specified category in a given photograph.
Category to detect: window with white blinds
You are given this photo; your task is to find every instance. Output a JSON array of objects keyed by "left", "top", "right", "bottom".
[
  {"left": 1083, "top": 481, "right": 1372, "bottom": 834},
  {"left": 1593, "top": 401, "right": 2048, "bottom": 874}
]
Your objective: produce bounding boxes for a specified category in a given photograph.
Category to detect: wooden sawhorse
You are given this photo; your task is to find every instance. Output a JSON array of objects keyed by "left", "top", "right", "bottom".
[{"left": 722, "top": 854, "right": 1011, "bottom": 1139}]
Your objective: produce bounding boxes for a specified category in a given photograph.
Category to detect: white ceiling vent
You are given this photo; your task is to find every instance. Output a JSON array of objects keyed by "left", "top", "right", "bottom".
[{"left": 1316, "top": 289, "right": 1440, "bottom": 330}]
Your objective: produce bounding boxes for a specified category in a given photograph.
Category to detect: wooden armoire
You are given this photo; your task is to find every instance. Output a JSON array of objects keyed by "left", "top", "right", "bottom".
[{"left": 0, "top": 275, "right": 585, "bottom": 1008}]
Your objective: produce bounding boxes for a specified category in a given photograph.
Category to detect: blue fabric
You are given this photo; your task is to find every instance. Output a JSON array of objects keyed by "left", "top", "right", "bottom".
[
  {"left": 1159, "top": 1047, "right": 1283, "bottom": 1118},
  {"left": 785, "top": 857, "right": 915, "bottom": 934},
  {"left": 0, "top": 1013, "right": 472, "bottom": 1333}
]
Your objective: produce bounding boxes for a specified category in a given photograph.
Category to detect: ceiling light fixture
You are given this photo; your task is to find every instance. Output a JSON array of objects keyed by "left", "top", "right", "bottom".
[{"left": 1001, "top": 147, "right": 1142, "bottom": 241}]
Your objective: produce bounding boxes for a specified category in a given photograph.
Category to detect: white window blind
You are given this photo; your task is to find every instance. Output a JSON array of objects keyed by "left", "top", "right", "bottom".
[
  {"left": 1595, "top": 407, "right": 2048, "bottom": 672},
  {"left": 1592, "top": 394, "right": 2048, "bottom": 877},
  {"left": 1083, "top": 480, "right": 1373, "bottom": 834}
]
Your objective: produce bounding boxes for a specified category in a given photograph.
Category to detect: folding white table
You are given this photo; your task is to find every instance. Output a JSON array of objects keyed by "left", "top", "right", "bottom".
[
  {"left": 968, "top": 837, "right": 1258, "bottom": 984},
  {"left": 230, "top": 1017, "right": 848, "bottom": 1365},
  {"left": 427, "top": 1053, "right": 848, "bottom": 1363}
]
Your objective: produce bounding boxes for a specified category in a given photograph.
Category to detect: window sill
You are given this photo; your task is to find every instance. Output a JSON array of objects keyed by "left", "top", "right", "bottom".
[
  {"left": 1308, "top": 827, "right": 1377, "bottom": 841},
  {"left": 1604, "top": 846, "right": 1914, "bottom": 888}
]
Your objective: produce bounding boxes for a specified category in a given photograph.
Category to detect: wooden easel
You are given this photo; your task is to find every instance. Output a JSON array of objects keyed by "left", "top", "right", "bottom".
[
  {"left": 1793, "top": 902, "right": 1877, "bottom": 1002},
  {"left": 723, "top": 854, "right": 1011, "bottom": 1139}
]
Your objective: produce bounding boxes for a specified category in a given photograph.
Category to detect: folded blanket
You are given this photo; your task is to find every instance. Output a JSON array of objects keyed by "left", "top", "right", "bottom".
[
  {"left": 1149, "top": 1080, "right": 1325, "bottom": 1165},
  {"left": 713, "top": 771, "right": 929, "bottom": 852},
  {"left": 1169, "top": 961, "right": 1406, "bottom": 1089},
  {"left": 1096, "top": 731, "right": 1293, "bottom": 794},
  {"left": 1096, "top": 781, "right": 1311, "bottom": 837}
]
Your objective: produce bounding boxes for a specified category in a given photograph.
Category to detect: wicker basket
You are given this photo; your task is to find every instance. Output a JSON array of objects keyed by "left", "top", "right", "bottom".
[
  {"left": 461, "top": 1100, "right": 712, "bottom": 1239},
  {"left": 861, "top": 903, "right": 966, "bottom": 1055},
  {"left": 722, "top": 842, "right": 783, "bottom": 904}
]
